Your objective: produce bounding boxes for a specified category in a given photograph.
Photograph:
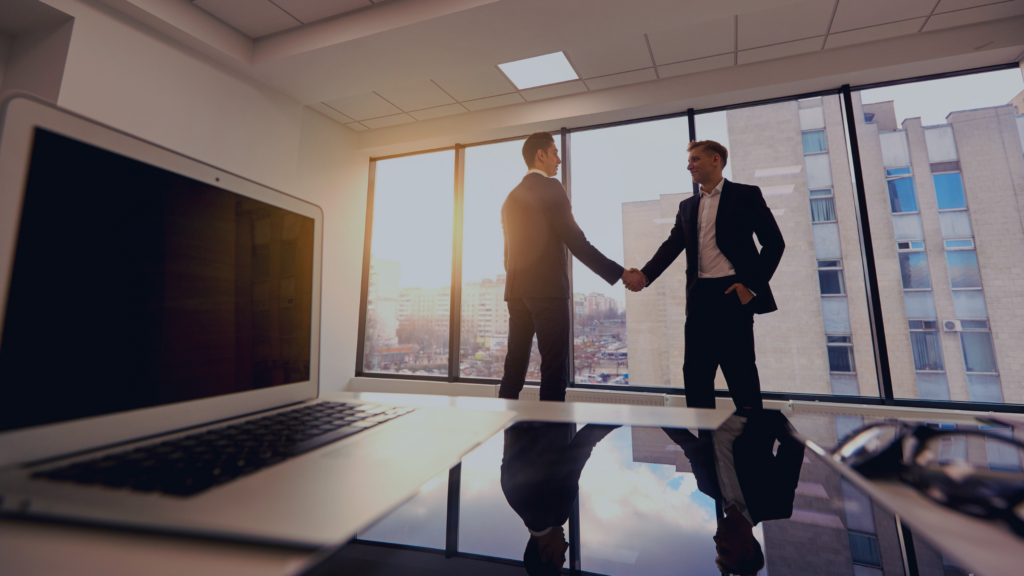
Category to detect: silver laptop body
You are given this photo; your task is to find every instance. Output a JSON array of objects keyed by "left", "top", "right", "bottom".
[{"left": 0, "top": 96, "right": 513, "bottom": 547}]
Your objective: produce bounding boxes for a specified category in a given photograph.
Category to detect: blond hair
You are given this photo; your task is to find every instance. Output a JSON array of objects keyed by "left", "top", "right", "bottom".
[{"left": 688, "top": 140, "right": 729, "bottom": 168}]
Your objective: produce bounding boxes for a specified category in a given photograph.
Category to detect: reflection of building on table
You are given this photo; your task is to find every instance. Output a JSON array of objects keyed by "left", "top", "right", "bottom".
[{"left": 623, "top": 90, "right": 1024, "bottom": 404}]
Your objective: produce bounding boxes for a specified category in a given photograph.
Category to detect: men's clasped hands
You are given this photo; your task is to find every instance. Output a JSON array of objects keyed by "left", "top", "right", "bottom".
[{"left": 621, "top": 268, "right": 754, "bottom": 305}]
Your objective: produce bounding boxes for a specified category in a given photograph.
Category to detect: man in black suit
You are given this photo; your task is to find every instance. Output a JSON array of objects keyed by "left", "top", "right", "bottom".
[
  {"left": 500, "top": 422, "right": 619, "bottom": 575},
  {"left": 500, "top": 132, "right": 642, "bottom": 401},
  {"left": 626, "top": 140, "right": 784, "bottom": 409},
  {"left": 663, "top": 410, "right": 804, "bottom": 575}
]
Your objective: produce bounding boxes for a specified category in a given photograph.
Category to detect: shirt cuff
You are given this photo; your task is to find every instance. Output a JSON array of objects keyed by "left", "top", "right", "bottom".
[{"left": 529, "top": 527, "right": 554, "bottom": 537}]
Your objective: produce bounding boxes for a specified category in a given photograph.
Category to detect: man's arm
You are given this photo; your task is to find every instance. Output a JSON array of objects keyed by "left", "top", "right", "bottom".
[
  {"left": 542, "top": 181, "right": 624, "bottom": 285},
  {"left": 743, "top": 187, "right": 785, "bottom": 295},
  {"left": 638, "top": 204, "right": 687, "bottom": 286}
]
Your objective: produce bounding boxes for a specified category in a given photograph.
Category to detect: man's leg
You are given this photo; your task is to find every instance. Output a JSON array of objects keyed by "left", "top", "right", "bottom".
[
  {"left": 719, "top": 309, "right": 763, "bottom": 410},
  {"left": 498, "top": 299, "right": 535, "bottom": 400},
  {"left": 525, "top": 298, "right": 570, "bottom": 402},
  {"left": 683, "top": 313, "right": 720, "bottom": 408}
]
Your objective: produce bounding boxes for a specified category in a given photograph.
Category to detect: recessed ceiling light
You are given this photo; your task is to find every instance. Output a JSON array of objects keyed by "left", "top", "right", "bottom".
[{"left": 498, "top": 52, "right": 578, "bottom": 90}]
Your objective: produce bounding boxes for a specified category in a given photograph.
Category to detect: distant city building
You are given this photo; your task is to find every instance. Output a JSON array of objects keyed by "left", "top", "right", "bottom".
[{"left": 366, "top": 257, "right": 400, "bottom": 345}]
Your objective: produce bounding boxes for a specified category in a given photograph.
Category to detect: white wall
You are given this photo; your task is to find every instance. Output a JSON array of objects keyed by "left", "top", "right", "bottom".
[
  {"left": 40, "top": 0, "right": 370, "bottom": 387},
  {"left": 0, "top": 20, "right": 72, "bottom": 103}
]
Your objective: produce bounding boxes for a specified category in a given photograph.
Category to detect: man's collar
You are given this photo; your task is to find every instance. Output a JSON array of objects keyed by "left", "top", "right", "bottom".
[
  {"left": 526, "top": 168, "right": 550, "bottom": 178},
  {"left": 700, "top": 178, "right": 726, "bottom": 197}
]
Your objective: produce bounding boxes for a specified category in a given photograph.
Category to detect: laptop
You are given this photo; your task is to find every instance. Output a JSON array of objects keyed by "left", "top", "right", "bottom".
[{"left": 0, "top": 95, "right": 514, "bottom": 547}]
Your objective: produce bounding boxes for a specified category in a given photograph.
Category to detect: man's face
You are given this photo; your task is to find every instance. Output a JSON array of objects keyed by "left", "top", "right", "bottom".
[
  {"left": 687, "top": 147, "right": 721, "bottom": 187},
  {"left": 536, "top": 143, "right": 561, "bottom": 177}
]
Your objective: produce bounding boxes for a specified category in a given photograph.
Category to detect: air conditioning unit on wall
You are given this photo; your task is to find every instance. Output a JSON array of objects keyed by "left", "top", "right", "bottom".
[{"left": 943, "top": 320, "right": 963, "bottom": 332}]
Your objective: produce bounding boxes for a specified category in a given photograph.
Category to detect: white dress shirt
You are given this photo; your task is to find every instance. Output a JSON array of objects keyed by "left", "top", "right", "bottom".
[
  {"left": 713, "top": 414, "right": 755, "bottom": 526},
  {"left": 697, "top": 179, "right": 736, "bottom": 278},
  {"left": 526, "top": 168, "right": 550, "bottom": 178}
]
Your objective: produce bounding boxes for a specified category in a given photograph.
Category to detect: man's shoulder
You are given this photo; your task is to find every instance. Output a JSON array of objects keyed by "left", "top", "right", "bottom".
[{"left": 725, "top": 180, "right": 762, "bottom": 195}]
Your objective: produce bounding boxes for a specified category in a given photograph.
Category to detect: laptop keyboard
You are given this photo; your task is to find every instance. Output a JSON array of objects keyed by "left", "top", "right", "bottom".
[{"left": 31, "top": 402, "right": 414, "bottom": 497}]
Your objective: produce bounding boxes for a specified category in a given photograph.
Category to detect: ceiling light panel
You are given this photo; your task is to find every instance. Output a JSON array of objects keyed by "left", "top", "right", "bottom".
[{"left": 498, "top": 52, "right": 579, "bottom": 90}]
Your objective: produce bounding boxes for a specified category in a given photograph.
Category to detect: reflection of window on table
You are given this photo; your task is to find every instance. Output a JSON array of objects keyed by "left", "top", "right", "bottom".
[{"left": 848, "top": 531, "right": 882, "bottom": 567}]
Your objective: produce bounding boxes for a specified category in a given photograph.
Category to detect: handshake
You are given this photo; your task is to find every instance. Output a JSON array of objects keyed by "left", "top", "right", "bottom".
[{"left": 621, "top": 268, "right": 647, "bottom": 292}]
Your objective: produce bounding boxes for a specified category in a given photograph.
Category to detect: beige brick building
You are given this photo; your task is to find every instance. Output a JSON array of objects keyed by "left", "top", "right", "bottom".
[{"left": 623, "top": 93, "right": 1024, "bottom": 403}]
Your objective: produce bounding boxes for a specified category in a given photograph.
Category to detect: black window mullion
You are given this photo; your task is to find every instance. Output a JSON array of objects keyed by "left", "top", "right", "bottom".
[
  {"left": 355, "top": 161, "right": 377, "bottom": 375},
  {"left": 562, "top": 128, "right": 575, "bottom": 387},
  {"left": 448, "top": 146, "right": 466, "bottom": 382},
  {"left": 687, "top": 108, "right": 698, "bottom": 196}
]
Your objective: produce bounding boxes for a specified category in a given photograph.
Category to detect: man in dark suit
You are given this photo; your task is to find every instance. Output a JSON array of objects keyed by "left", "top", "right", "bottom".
[
  {"left": 500, "top": 132, "right": 642, "bottom": 401},
  {"left": 663, "top": 410, "right": 804, "bottom": 575},
  {"left": 500, "top": 422, "right": 619, "bottom": 575},
  {"left": 626, "top": 140, "right": 785, "bottom": 409}
]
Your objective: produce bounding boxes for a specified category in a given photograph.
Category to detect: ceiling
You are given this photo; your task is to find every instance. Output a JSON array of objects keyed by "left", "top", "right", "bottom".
[{"left": 95, "top": 0, "right": 1024, "bottom": 152}]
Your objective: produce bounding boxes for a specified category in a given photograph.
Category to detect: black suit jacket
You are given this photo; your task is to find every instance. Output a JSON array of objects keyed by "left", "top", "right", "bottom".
[
  {"left": 640, "top": 180, "right": 785, "bottom": 315},
  {"left": 500, "top": 422, "right": 618, "bottom": 532},
  {"left": 502, "top": 173, "right": 624, "bottom": 300},
  {"left": 663, "top": 410, "right": 804, "bottom": 525}
]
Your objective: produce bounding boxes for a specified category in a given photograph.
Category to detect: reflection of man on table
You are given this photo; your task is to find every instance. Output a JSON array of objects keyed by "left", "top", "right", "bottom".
[
  {"left": 500, "top": 422, "right": 618, "bottom": 575},
  {"left": 663, "top": 410, "right": 804, "bottom": 575}
]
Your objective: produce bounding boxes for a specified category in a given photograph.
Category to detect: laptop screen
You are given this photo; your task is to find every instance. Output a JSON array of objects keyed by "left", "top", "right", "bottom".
[{"left": 0, "top": 128, "right": 316, "bottom": 433}]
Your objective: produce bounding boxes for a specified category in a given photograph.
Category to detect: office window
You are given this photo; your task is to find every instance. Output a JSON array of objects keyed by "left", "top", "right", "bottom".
[
  {"left": 886, "top": 178, "right": 918, "bottom": 213},
  {"left": 860, "top": 67, "right": 1022, "bottom": 403},
  {"left": 460, "top": 137, "right": 558, "bottom": 381},
  {"left": 827, "top": 336, "right": 855, "bottom": 372},
  {"left": 933, "top": 173, "right": 967, "bottom": 210},
  {"left": 946, "top": 250, "right": 982, "bottom": 288},
  {"left": 818, "top": 260, "right": 845, "bottom": 295},
  {"left": 897, "top": 245, "right": 930, "bottom": 290},
  {"left": 571, "top": 118, "right": 689, "bottom": 387},
  {"left": 909, "top": 330, "right": 944, "bottom": 371},
  {"left": 362, "top": 151, "right": 454, "bottom": 376},
  {"left": 802, "top": 130, "right": 828, "bottom": 154},
  {"left": 961, "top": 331, "right": 997, "bottom": 373}
]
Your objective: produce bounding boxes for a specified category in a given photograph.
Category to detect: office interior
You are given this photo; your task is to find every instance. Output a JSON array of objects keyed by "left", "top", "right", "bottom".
[{"left": 2, "top": 0, "right": 1024, "bottom": 574}]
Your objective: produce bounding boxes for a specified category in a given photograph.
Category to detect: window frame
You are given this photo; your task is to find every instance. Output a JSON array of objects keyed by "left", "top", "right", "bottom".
[{"left": 351, "top": 62, "right": 1024, "bottom": 414}]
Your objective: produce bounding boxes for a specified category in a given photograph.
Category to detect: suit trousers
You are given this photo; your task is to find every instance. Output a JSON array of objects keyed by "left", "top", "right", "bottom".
[
  {"left": 498, "top": 298, "right": 570, "bottom": 402},
  {"left": 683, "top": 276, "right": 763, "bottom": 410}
]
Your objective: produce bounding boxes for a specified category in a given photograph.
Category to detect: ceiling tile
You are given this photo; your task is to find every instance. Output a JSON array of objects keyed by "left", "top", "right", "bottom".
[
  {"left": 584, "top": 68, "right": 657, "bottom": 91},
  {"left": 433, "top": 68, "right": 516, "bottom": 102},
  {"left": 462, "top": 93, "right": 526, "bottom": 111},
  {"left": 566, "top": 35, "right": 653, "bottom": 79},
  {"left": 344, "top": 122, "right": 368, "bottom": 132},
  {"left": 310, "top": 102, "right": 355, "bottom": 124},
  {"left": 737, "top": 36, "right": 823, "bottom": 65},
  {"left": 924, "top": 0, "right": 1024, "bottom": 29},
  {"left": 738, "top": 0, "right": 835, "bottom": 50},
  {"left": 193, "top": 0, "right": 300, "bottom": 38},
  {"left": 831, "top": 0, "right": 936, "bottom": 33},
  {"left": 658, "top": 53, "right": 734, "bottom": 78},
  {"left": 375, "top": 81, "right": 455, "bottom": 111},
  {"left": 361, "top": 114, "right": 417, "bottom": 129},
  {"left": 824, "top": 18, "right": 926, "bottom": 49},
  {"left": 409, "top": 103, "right": 468, "bottom": 121},
  {"left": 935, "top": 0, "right": 1006, "bottom": 12},
  {"left": 647, "top": 16, "right": 736, "bottom": 66},
  {"left": 322, "top": 92, "right": 401, "bottom": 120},
  {"left": 520, "top": 80, "right": 588, "bottom": 102},
  {"left": 272, "top": 0, "right": 370, "bottom": 25}
]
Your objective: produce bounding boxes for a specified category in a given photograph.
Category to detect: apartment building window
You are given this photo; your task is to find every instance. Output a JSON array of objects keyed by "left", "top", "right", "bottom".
[
  {"left": 960, "top": 321, "right": 997, "bottom": 374},
  {"left": 818, "top": 260, "right": 845, "bottom": 295},
  {"left": 802, "top": 129, "right": 828, "bottom": 154},
  {"left": 810, "top": 188, "right": 836, "bottom": 222},
  {"left": 933, "top": 172, "right": 968, "bottom": 210},
  {"left": 827, "top": 335, "right": 855, "bottom": 373},
  {"left": 886, "top": 176, "right": 918, "bottom": 213},
  {"left": 908, "top": 320, "right": 944, "bottom": 372},
  {"left": 945, "top": 245, "right": 982, "bottom": 289},
  {"left": 896, "top": 241, "right": 930, "bottom": 289}
]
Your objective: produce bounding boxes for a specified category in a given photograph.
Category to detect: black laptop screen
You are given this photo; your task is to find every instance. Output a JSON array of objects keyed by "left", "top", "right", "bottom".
[{"left": 0, "top": 129, "right": 316, "bottom": 433}]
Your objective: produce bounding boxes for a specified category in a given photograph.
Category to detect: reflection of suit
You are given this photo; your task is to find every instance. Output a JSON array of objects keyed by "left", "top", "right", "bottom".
[
  {"left": 500, "top": 422, "right": 618, "bottom": 532},
  {"left": 663, "top": 410, "right": 803, "bottom": 525}
]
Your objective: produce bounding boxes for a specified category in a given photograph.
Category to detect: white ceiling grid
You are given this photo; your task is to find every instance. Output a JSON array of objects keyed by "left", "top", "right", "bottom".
[{"left": 199, "top": 0, "right": 1024, "bottom": 132}]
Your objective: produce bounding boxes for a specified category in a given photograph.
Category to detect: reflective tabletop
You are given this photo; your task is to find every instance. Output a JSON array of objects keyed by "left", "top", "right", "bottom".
[{"left": 297, "top": 407, "right": 1024, "bottom": 576}]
